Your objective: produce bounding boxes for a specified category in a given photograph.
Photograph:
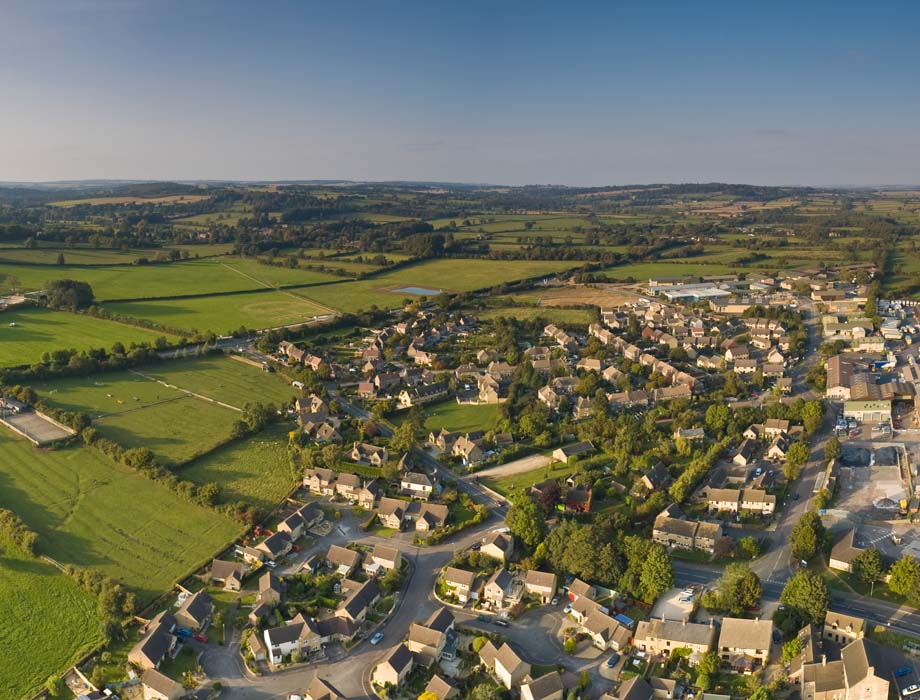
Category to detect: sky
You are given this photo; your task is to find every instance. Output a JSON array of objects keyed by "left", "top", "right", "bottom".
[{"left": 1, "top": 0, "right": 919, "bottom": 186}]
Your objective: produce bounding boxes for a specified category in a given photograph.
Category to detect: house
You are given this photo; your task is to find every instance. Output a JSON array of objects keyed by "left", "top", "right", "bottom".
[
  {"left": 800, "top": 637, "right": 890, "bottom": 700},
  {"left": 335, "top": 579, "right": 380, "bottom": 625},
  {"left": 733, "top": 439, "right": 757, "bottom": 467},
  {"left": 634, "top": 618, "right": 716, "bottom": 662},
  {"left": 524, "top": 570, "right": 558, "bottom": 604},
  {"left": 258, "top": 571, "right": 285, "bottom": 606},
  {"left": 766, "top": 434, "right": 791, "bottom": 461},
  {"left": 481, "top": 641, "right": 531, "bottom": 690},
  {"left": 733, "top": 359, "right": 759, "bottom": 375},
  {"left": 521, "top": 671, "right": 565, "bottom": 700},
  {"left": 824, "top": 610, "right": 865, "bottom": 645},
  {"left": 308, "top": 421, "right": 342, "bottom": 445},
  {"left": 565, "top": 487, "right": 593, "bottom": 513},
  {"left": 614, "top": 676, "right": 654, "bottom": 700},
  {"left": 415, "top": 502, "right": 449, "bottom": 532},
  {"left": 725, "top": 346, "right": 750, "bottom": 362},
  {"left": 718, "top": 617, "right": 773, "bottom": 672},
  {"left": 141, "top": 669, "right": 184, "bottom": 700},
  {"left": 372, "top": 644, "right": 414, "bottom": 689},
  {"left": 707, "top": 488, "right": 742, "bottom": 514},
  {"left": 248, "top": 630, "right": 267, "bottom": 661},
  {"left": 638, "top": 462, "right": 670, "bottom": 493},
  {"left": 175, "top": 590, "right": 213, "bottom": 632},
  {"left": 358, "top": 480, "right": 382, "bottom": 509},
  {"left": 128, "top": 611, "right": 177, "bottom": 670},
  {"left": 481, "top": 530, "right": 514, "bottom": 562},
  {"left": 349, "top": 442, "right": 388, "bottom": 466},
  {"left": 829, "top": 529, "right": 864, "bottom": 573},
  {"left": 674, "top": 427, "right": 705, "bottom": 441},
  {"left": 407, "top": 607, "right": 455, "bottom": 665},
  {"left": 442, "top": 567, "right": 476, "bottom": 603},
  {"left": 552, "top": 441, "right": 594, "bottom": 464},
  {"left": 209, "top": 559, "right": 244, "bottom": 591},
  {"left": 334, "top": 472, "right": 362, "bottom": 502},
  {"left": 377, "top": 497, "right": 408, "bottom": 530},
  {"left": 652, "top": 506, "right": 723, "bottom": 554},
  {"left": 484, "top": 568, "right": 514, "bottom": 609},
  {"left": 567, "top": 578, "right": 596, "bottom": 602},
  {"left": 365, "top": 543, "right": 402, "bottom": 576},
  {"left": 398, "top": 382, "right": 449, "bottom": 408},
  {"left": 400, "top": 471, "right": 434, "bottom": 499},
  {"left": 429, "top": 428, "right": 459, "bottom": 451},
  {"left": 326, "top": 544, "right": 362, "bottom": 576},
  {"left": 583, "top": 609, "right": 631, "bottom": 650},
  {"left": 452, "top": 434, "right": 484, "bottom": 465},
  {"left": 256, "top": 531, "right": 292, "bottom": 561},
  {"left": 241, "top": 546, "right": 265, "bottom": 565},
  {"left": 278, "top": 502, "right": 324, "bottom": 540},
  {"left": 424, "top": 675, "right": 460, "bottom": 700},
  {"left": 569, "top": 596, "right": 602, "bottom": 624},
  {"left": 304, "top": 676, "right": 344, "bottom": 700},
  {"left": 304, "top": 468, "right": 336, "bottom": 496},
  {"left": 264, "top": 613, "right": 322, "bottom": 664}
]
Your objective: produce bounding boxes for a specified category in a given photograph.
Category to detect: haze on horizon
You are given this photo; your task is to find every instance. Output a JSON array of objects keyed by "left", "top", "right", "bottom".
[{"left": 2, "top": 0, "right": 919, "bottom": 187}]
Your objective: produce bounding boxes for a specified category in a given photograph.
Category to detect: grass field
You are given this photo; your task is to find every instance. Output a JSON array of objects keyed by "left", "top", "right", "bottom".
[
  {"left": 0, "top": 307, "right": 179, "bottom": 367},
  {"left": 478, "top": 306, "right": 594, "bottom": 325},
  {"left": 103, "top": 289, "right": 332, "bottom": 333},
  {"left": 34, "top": 356, "right": 294, "bottom": 465},
  {"left": 50, "top": 194, "right": 211, "bottom": 207},
  {"left": 177, "top": 424, "right": 296, "bottom": 512},
  {"left": 481, "top": 461, "right": 571, "bottom": 496},
  {"left": 0, "top": 431, "right": 240, "bottom": 603},
  {"left": 393, "top": 400, "right": 501, "bottom": 434},
  {"left": 0, "top": 536, "right": 104, "bottom": 700},
  {"left": 602, "top": 261, "right": 738, "bottom": 280}
]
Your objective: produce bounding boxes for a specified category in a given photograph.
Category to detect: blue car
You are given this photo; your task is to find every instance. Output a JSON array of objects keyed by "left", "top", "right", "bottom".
[
  {"left": 606, "top": 653, "right": 620, "bottom": 668},
  {"left": 894, "top": 666, "right": 913, "bottom": 678},
  {"left": 370, "top": 632, "right": 384, "bottom": 645}
]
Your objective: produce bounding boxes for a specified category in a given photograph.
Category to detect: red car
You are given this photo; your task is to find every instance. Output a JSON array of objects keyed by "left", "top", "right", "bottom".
[
  {"left": 291, "top": 544, "right": 300, "bottom": 553},
  {"left": 193, "top": 633, "right": 207, "bottom": 643}
]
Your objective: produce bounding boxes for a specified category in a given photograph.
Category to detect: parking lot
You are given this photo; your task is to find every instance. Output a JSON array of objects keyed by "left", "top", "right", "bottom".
[{"left": 649, "top": 586, "right": 696, "bottom": 621}]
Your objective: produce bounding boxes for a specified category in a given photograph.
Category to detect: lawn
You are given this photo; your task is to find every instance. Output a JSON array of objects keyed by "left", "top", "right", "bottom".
[
  {"left": 481, "top": 461, "right": 571, "bottom": 496},
  {"left": 0, "top": 431, "right": 241, "bottom": 604},
  {"left": 0, "top": 307, "right": 179, "bottom": 368},
  {"left": 393, "top": 400, "right": 502, "bottom": 434},
  {"left": 177, "top": 424, "right": 297, "bottom": 513},
  {"left": 0, "top": 536, "right": 104, "bottom": 700},
  {"left": 103, "top": 289, "right": 332, "bottom": 333}
]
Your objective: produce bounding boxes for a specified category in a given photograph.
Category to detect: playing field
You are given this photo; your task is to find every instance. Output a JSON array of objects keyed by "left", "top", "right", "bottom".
[
  {"left": 177, "top": 424, "right": 297, "bottom": 513},
  {"left": 393, "top": 400, "right": 502, "bottom": 435},
  {"left": 34, "top": 356, "right": 295, "bottom": 465},
  {"left": 0, "top": 431, "right": 241, "bottom": 603},
  {"left": 103, "top": 289, "right": 332, "bottom": 333},
  {"left": 0, "top": 307, "right": 178, "bottom": 367},
  {"left": 0, "top": 537, "right": 103, "bottom": 700}
]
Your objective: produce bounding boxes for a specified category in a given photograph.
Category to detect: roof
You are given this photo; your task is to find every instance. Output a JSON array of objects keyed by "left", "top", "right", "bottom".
[
  {"left": 401, "top": 471, "right": 432, "bottom": 487},
  {"left": 408, "top": 621, "right": 445, "bottom": 648},
  {"left": 524, "top": 569, "right": 557, "bottom": 590},
  {"left": 556, "top": 440, "right": 594, "bottom": 458},
  {"left": 259, "top": 571, "right": 283, "bottom": 594},
  {"left": 483, "top": 530, "right": 512, "bottom": 551},
  {"left": 210, "top": 559, "right": 243, "bottom": 581},
  {"left": 379, "top": 643, "right": 414, "bottom": 674},
  {"left": 478, "top": 640, "right": 499, "bottom": 668},
  {"left": 718, "top": 617, "right": 773, "bottom": 651},
  {"left": 841, "top": 637, "right": 888, "bottom": 687},
  {"left": 635, "top": 618, "right": 714, "bottom": 647},
  {"left": 618, "top": 675, "right": 654, "bottom": 700},
  {"left": 339, "top": 579, "right": 379, "bottom": 619},
  {"left": 425, "top": 606, "right": 454, "bottom": 633},
  {"left": 141, "top": 668, "right": 183, "bottom": 697},
  {"left": 306, "top": 675, "right": 342, "bottom": 700},
  {"left": 522, "top": 671, "right": 564, "bottom": 700},
  {"left": 423, "top": 674, "right": 458, "bottom": 700},
  {"left": 178, "top": 589, "right": 212, "bottom": 625},
  {"left": 802, "top": 659, "right": 847, "bottom": 693},
  {"left": 371, "top": 543, "right": 400, "bottom": 563},
  {"left": 584, "top": 609, "right": 629, "bottom": 646},
  {"left": 495, "top": 642, "right": 527, "bottom": 673},
  {"left": 825, "top": 610, "right": 865, "bottom": 635},
  {"left": 569, "top": 578, "right": 595, "bottom": 599},
  {"left": 326, "top": 544, "right": 361, "bottom": 568},
  {"left": 486, "top": 568, "right": 514, "bottom": 591},
  {"left": 259, "top": 531, "right": 292, "bottom": 556},
  {"left": 830, "top": 529, "right": 864, "bottom": 564},
  {"left": 336, "top": 472, "right": 361, "bottom": 488},
  {"left": 444, "top": 566, "right": 475, "bottom": 587}
]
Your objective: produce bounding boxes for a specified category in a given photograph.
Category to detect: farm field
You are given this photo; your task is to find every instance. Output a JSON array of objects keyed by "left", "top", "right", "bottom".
[
  {"left": 297, "top": 259, "right": 577, "bottom": 312},
  {"left": 103, "top": 289, "right": 332, "bottom": 333},
  {"left": 177, "top": 424, "right": 296, "bottom": 513},
  {"left": 0, "top": 431, "right": 241, "bottom": 603},
  {"left": 0, "top": 247, "right": 149, "bottom": 265},
  {"left": 50, "top": 194, "right": 211, "bottom": 207},
  {"left": 0, "top": 307, "right": 178, "bottom": 368},
  {"left": 0, "top": 537, "right": 103, "bottom": 700},
  {"left": 602, "top": 260, "right": 738, "bottom": 281}
]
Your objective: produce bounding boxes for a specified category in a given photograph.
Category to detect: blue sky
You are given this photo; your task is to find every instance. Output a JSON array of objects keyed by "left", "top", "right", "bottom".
[{"left": 2, "top": 0, "right": 918, "bottom": 185}]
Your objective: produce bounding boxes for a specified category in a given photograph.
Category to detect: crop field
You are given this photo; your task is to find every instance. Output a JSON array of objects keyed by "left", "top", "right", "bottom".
[
  {"left": 50, "top": 194, "right": 211, "bottom": 207},
  {"left": 0, "top": 537, "right": 103, "bottom": 700},
  {"left": 0, "top": 308, "right": 178, "bottom": 367},
  {"left": 177, "top": 424, "right": 296, "bottom": 512},
  {"left": 103, "top": 289, "right": 332, "bottom": 333},
  {"left": 0, "top": 432, "right": 240, "bottom": 603},
  {"left": 296, "top": 259, "right": 577, "bottom": 312}
]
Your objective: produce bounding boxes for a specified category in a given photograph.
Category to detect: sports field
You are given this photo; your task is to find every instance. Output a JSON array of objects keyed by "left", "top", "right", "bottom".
[
  {"left": 103, "top": 289, "right": 332, "bottom": 333},
  {"left": 393, "top": 400, "right": 502, "bottom": 435},
  {"left": 0, "top": 537, "right": 103, "bottom": 700},
  {"left": 0, "top": 307, "right": 177, "bottom": 367},
  {"left": 0, "top": 431, "right": 240, "bottom": 603},
  {"left": 177, "top": 424, "right": 297, "bottom": 513}
]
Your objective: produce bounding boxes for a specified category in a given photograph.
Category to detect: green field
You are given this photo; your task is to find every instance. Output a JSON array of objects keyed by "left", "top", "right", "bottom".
[
  {"left": 0, "top": 537, "right": 104, "bottom": 700},
  {"left": 103, "top": 289, "right": 331, "bottom": 333},
  {"left": 34, "top": 356, "right": 294, "bottom": 466},
  {"left": 0, "top": 307, "right": 179, "bottom": 367},
  {"left": 480, "top": 461, "right": 571, "bottom": 496},
  {"left": 177, "top": 424, "right": 296, "bottom": 512},
  {"left": 478, "top": 306, "right": 594, "bottom": 325},
  {"left": 0, "top": 431, "right": 240, "bottom": 603},
  {"left": 394, "top": 400, "right": 502, "bottom": 435}
]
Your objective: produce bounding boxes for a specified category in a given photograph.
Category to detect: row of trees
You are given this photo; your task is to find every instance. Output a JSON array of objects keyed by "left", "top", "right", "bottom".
[{"left": 0, "top": 507, "right": 40, "bottom": 555}]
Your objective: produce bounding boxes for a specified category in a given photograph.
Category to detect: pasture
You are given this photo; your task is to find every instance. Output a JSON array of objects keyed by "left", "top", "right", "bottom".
[
  {"left": 0, "top": 537, "right": 103, "bottom": 700},
  {"left": 103, "top": 289, "right": 332, "bottom": 333},
  {"left": 0, "top": 307, "right": 178, "bottom": 368},
  {"left": 0, "top": 431, "right": 241, "bottom": 603},
  {"left": 177, "top": 424, "right": 297, "bottom": 513}
]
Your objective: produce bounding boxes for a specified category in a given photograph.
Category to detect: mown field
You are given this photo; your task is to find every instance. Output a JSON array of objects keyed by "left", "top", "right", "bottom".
[
  {"left": 103, "top": 289, "right": 332, "bottom": 333},
  {"left": 177, "top": 424, "right": 296, "bottom": 512},
  {"left": 0, "top": 536, "right": 104, "bottom": 700},
  {"left": 393, "top": 400, "right": 502, "bottom": 435},
  {"left": 0, "top": 432, "right": 240, "bottom": 603},
  {"left": 0, "top": 307, "right": 178, "bottom": 367},
  {"left": 481, "top": 461, "right": 572, "bottom": 496}
]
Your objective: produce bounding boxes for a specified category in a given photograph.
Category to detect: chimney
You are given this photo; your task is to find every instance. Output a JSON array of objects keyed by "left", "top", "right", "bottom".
[
  {"left": 821, "top": 654, "right": 827, "bottom": 666},
  {"left": 683, "top": 618, "right": 688, "bottom": 626}
]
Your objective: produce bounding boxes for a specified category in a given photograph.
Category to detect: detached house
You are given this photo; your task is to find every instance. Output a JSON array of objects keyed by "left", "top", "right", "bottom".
[
  {"left": 372, "top": 643, "right": 414, "bottom": 689},
  {"left": 175, "top": 590, "right": 213, "bottom": 632},
  {"left": 264, "top": 613, "right": 322, "bottom": 665},
  {"left": 479, "top": 641, "right": 531, "bottom": 690},
  {"left": 304, "top": 468, "right": 336, "bottom": 496},
  {"left": 452, "top": 434, "right": 484, "bottom": 465},
  {"left": 129, "top": 611, "right": 177, "bottom": 671},
  {"left": 524, "top": 570, "right": 558, "bottom": 604},
  {"left": 442, "top": 567, "right": 477, "bottom": 603},
  {"left": 349, "top": 442, "right": 388, "bottom": 467},
  {"left": 256, "top": 531, "right": 292, "bottom": 561},
  {"left": 334, "top": 472, "right": 362, "bottom": 502},
  {"left": 481, "top": 530, "right": 514, "bottom": 562},
  {"left": 400, "top": 472, "right": 434, "bottom": 499},
  {"left": 521, "top": 672, "right": 564, "bottom": 700},
  {"left": 364, "top": 543, "right": 402, "bottom": 577}
]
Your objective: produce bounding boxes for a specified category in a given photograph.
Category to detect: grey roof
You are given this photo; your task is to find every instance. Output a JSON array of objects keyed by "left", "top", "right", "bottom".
[
  {"left": 259, "top": 531, "right": 292, "bottom": 556},
  {"left": 210, "top": 559, "right": 243, "bottom": 581},
  {"left": 327, "top": 544, "right": 362, "bottom": 568},
  {"left": 635, "top": 618, "right": 714, "bottom": 647},
  {"left": 306, "top": 675, "right": 342, "bottom": 700},
  {"left": 841, "top": 637, "right": 888, "bottom": 687},
  {"left": 178, "top": 589, "right": 212, "bottom": 626},
  {"left": 618, "top": 675, "right": 653, "bottom": 700},
  {"left": 424, "top": 607, "right": 455, "bottom": 633},
  {"left": 339, "top": 579, "right": 379, "bottom": 619},
  {"left": 522, "top": 671, "right": 564, "bottom": 700},
  {"left": 380, "top": 643, "right": 414, "bottom": 673},
  {"left": 259, "top": 572, "right": 284, "bottom": 595}
]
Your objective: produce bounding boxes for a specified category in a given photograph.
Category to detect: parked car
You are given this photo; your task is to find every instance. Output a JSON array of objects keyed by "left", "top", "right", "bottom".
[
  {"left": 370, "top": 632, "right": 384, "bottom": 645},
  {"left": 477, "top": 615, "right": 491, "bottom": 623},
  {"left": 470, "top": 543, "right": 481, "bottom": 551},
  {"left": 563, "top": 604, "right": 573, "bottom": 614},
  {"left": 493, "top": 619, "right": 509, "bottom": 628},
  {"left": 772, "top": 631, "right": 781, "bottom": 644},
  {"left": 894, "top": 666, "right": 913, "bottom": 678},
  {"left": 193, "top": 633, "right": 207, "bottom": 643},
  {"left": 265, "top": 560, "right": 277, "bottom": 569},
  {"left": 551, "top": 596, "right": 559, "bottom": 605},
  {"left": 606, "top": 653, "right": 621, "bottom": 668}
]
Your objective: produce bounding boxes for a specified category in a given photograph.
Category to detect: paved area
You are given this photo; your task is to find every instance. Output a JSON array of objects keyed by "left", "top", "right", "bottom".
[
  {"left": 837, "top": 464, "right": 907, "bottom": 515},
  {"left": 472, "top": 453, "right": 552, "bottom": 480},
  {"left": 649, "top": 587, "right": 695, "bottom": 621}
]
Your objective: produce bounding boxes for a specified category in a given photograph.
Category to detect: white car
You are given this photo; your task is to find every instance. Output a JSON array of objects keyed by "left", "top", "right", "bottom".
[{"left": 563, "top": 604, "right": 573, "bottom": 614}]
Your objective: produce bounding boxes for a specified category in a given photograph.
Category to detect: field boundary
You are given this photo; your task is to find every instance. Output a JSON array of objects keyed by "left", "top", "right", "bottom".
[{"left": 127, "top": 369, "right": 243, "bottom": 412}]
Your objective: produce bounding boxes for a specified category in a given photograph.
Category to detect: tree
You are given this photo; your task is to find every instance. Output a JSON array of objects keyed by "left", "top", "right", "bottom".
[
  {"left": 802, "top": 400, "right": 825, "bottom": 436},
  {"left": 782, "top": 637, "right": 803, "bottom": 663},
  {"left": 639, "top": 545, "right": 674, "bottom": 603},
  {"left": 780, "top": 571, "right": 829, "bottom": 626},
  {"left": 790, "top": 511, "right": 825, "bottom": 562},
  {"left": 824, "top": 436, "right": 842, "bottom": 462},
  {"left": 45, "top": 676, "right": 64, "bottom": 698},
  {"left": 888, "top": 555, "right": 920, "bottom": 606},
  {"left": 852, "top": 547, "right": 884, "bottom": 586},
  {"left": 784, "top": 441, "right": 810, "bottom": 480},
  {"left": 702, "top": 563, "right": 762, "bottom": 615},
  {"left": 738, "top": 536, "right": 761, "bottom": 560},
  {"left": 714, "top": 536, "right": 735, "bottom": 558},
  {"left": 471, "top": 636, "right": 489, "bottom": 653},
  {"left": 506, "top": 490, "right": 546, "bottom": 549},
  {"left": 696, "top": 673, "right": 712, "bottom": 691},
  {"left": 45, "top": 279, "right": 94, "bottom": 310},
  {"left": 698, "top": 651, "right": 720, "bottom": 676},
  {"left": 564, "top": 636, "right": 578, "bottom": 654},
  {"left": 705, "top": 404, "right": 730, "bottom": 435},
  {"left": 389, "top": 421, "right": 417, "bottom": 454}
]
